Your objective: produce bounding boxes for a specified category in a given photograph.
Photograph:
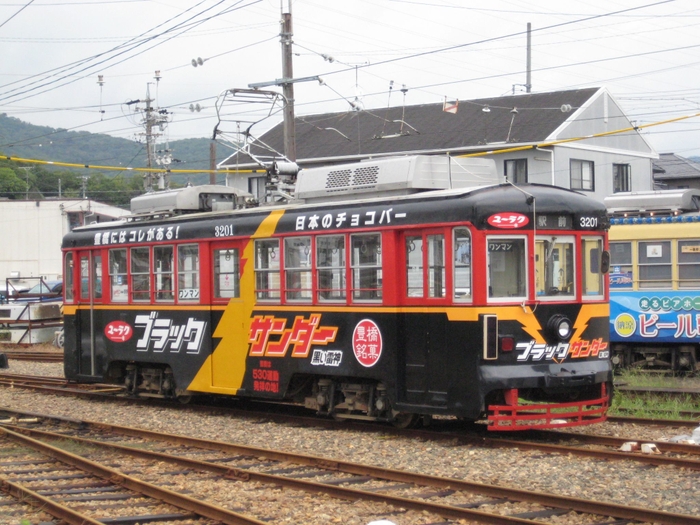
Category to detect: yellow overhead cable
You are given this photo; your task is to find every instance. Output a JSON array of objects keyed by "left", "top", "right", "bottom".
[
  {"left": 2, "top": 111, "right": 700, "bottom": 172},
  {"left": 457, "top": 112, "right": 700, "bottom": 158},
  {"left": 0, "top": 155, "right": 261, "bottom": 174}
]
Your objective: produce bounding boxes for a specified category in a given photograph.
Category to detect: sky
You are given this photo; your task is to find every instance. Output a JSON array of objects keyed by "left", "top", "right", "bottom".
[{"left": 2, "top": 0, "right": 700, "bottom": 164}]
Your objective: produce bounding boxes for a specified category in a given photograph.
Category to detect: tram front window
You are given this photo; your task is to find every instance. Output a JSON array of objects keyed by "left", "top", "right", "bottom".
[
  {"left": 488, "top": 237, "right": 526, "bottom": 299},
  {"left": 535, "top": 237, "right": 574, "bottom": 297}
]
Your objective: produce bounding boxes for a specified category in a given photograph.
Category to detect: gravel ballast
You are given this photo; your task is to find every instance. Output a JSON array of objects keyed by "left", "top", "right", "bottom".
[{"left": 1, "top": 360, "right": 699, "bottom": 521}]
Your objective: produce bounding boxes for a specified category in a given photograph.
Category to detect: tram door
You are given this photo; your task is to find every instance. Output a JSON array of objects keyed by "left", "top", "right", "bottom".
[
  {"left": 76, "top": 250, "right": 103, "bottom": 377},
  {"left": 210, "top": 241, "right": 248, "bottom": 389},
  {"left": 400, "top": 231, "right": 449, "bottom": 406}
]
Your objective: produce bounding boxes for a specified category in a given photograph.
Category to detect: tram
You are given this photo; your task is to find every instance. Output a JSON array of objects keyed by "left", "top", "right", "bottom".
[
  {"left": 62, "top": 155, "right": 612, "bottom": 430},
  {"left": 607, "top": 189, "right": 700, "bottom": 372}
]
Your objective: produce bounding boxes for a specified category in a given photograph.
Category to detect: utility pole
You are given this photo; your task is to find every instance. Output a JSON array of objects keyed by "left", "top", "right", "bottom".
[
  {"left": 131, "top": 73, "right": 171, "bottom": 192},
  {"left": 526, "top": 22, "right": 532, "bottom": 93},
  {"left": 281, "top": 1, "right": 296, "bottom": 161}
]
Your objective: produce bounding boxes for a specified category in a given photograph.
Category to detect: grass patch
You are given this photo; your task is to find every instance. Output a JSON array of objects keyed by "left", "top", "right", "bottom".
[
  {"left": 610, "top": 369, "right": 700, "bottom": 420},
  {"left": 610, "top": 391, "right": 700, "bottom": 420},
  {"left": 615, "top": 368, "right": 700, "bottom": 389}
]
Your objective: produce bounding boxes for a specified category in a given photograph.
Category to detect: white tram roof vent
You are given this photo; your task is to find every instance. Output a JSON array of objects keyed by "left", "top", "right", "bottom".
[
  {"left": 130, "top": 185, "right": 253, "bottom": 217},
  {"left": 604, "top": 189, "right": 700, "bottom": 216},
  {"left": 295, "top": 155, "right": 498, "bottom": 203}
]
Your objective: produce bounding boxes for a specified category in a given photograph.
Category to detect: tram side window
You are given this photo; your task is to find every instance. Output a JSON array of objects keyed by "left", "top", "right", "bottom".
[
  {"left": 581, "top": 237, "right": 605, "bottom": 296},
  {"left": 109, "top": 249, "right": 128, "bottom": 302},
  {"left": 93, "top": 254, "right": 103, "bottom": 300},
  {"left": 638, "top": 241, "right": 671, "bottom": 289},
  {"left": 406, "top": 235, "right": 423, "bottom": 297},
  {"left": 678, "top": 240, "right": 700, "bottom": 288},
  {"left": 535, "top": 237, "right": 574, "bottom": 297},
  {"left": 609, "top": 242, "right": 633, "bottom": 289},
  {"left": 64, "top": 252, "right": 74, "bottom": 303},
  {"left": 79, "top": 256, "right": 89, "bottom": 301},
  {"left": 488, "top": 238, "right": 526, "bottom": 299},
  {"left": 406, "top": 233, "right": 445, "bottom": 299},
  {"left": 255, "top": 239, "right": 281, "bottom": 301},
  {"left": 317, "top": 235, "right": 346, "bottom": 302},
  {"left": 178, "top": 244, "right": 200, "bottom": 301},
  {"left": 453, "top": 228, "right": 471, "bottom": 301},
  {"left": 214, "top": 248, "right": 239, "bottom": 299},
  {"left": 285, "top": 236, "right": 312, "bottom": 301},
  {"left": 351, "top": 233, "right": 382, "bottom": 301},
  {"left": 131, "top": 247, "right": 151, "bottom": 301},
  {"left": 154, "top": 246, "right": 174, "bottom": 301}
]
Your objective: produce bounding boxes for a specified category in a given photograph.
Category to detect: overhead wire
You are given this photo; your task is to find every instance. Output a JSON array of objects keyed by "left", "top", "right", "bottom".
[{"left": 0, "top": 0, "right": 262, "bottom": 104}]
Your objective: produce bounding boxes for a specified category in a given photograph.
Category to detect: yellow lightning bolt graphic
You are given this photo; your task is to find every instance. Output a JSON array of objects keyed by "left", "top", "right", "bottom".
[
  {"left": 570, "top": 303, "right": 610, "bottom": 343},
  {"left": 188, "top": 209, "right": 285, "bottom": 394}
]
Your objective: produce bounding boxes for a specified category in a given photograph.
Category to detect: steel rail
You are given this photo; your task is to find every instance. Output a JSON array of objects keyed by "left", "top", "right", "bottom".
[
  {"left": 6, "top": 418, "right": 700, "bottom": 525},
  {"left": 529, "top": 428, "right": 700, "bottom": 455},
  {"left": 0, "top": 475, "right": 104, "bottom": 525},
  {"left": 2, "top": 352, "right": 63, "bottom": 362},
  {"left": 5, "top": 424, "right": 545, "bottom": 525},
  {"left": 0, "top": 426, "right": 268, "bottom": 525},
  {"left": 1, "top": 377, "right": 700, "bottom": 471}
]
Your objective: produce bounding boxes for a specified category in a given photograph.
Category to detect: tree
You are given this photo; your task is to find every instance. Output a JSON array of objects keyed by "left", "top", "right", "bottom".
[{"left": 0, "top": 167, "right": 27, "bottom": 199}]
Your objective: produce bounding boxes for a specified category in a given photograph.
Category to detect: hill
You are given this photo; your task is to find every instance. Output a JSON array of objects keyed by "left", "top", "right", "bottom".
[{"left": 0, "top": 113, "right": 228, "bottom": 186}]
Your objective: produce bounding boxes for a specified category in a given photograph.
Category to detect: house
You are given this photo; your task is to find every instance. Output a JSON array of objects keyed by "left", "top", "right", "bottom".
[
  {"left": 0, "top": 198, "right": 128, "bottom": 291},
  {"left": 220, "top": 87, "right": 657, "bottom": 203},
  {"left": 652, "top": 152, "right": 700, "bottom": 190}
]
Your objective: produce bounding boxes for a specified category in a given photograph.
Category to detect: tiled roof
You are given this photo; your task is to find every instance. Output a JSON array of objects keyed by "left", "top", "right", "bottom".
[
  {"left": 223, "top": 87, "right": 601, "bottom": 166},
  {"left": 653, "top": 152, "right": 700, "bottom": 179}
]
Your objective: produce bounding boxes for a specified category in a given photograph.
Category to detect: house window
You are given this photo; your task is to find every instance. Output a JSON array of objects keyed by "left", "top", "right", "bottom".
[
  {"left": 613, "top": 164, "right": 631, "bottom": 193},
  {"left": 571, "top": 159, "right": 594, "bottom": 191},
  {"left": 504, "top": 159, "right": 528, "bottom": 183}
]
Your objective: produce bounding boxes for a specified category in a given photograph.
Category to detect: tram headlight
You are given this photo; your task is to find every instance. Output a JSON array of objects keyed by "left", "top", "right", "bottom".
[{"left": 547, "top": 314, "right": 572, "bottom": 341}]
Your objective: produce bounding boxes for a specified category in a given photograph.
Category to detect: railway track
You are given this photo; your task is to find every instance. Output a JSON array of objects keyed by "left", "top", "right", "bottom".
[
  {"left": 1, "top": 371, "right": 700, "bottom": 473},
  {"left": 1, "top": 409, "right": 699, "bottom": 525},
  {"left": 1, "top": 350, "right": 63, "bottom": 362}
]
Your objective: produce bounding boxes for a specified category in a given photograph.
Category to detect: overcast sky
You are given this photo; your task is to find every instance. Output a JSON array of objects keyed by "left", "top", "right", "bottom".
[{"left": 2, "top": 0, "right": 700, "bottom": 162}]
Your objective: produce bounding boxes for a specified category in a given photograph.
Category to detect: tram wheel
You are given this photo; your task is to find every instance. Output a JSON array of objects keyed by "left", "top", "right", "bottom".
[
  {"left": 391, "top": 412, "right": 420, "bottom": 429},
  {"left": 177, "top": 395, "right": 193, "bottom": 405}
]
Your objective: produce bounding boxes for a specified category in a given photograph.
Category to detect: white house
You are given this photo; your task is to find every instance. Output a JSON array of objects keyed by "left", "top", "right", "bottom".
[{"left": 0, "top": 198, "right": 129, "bottom": 291}]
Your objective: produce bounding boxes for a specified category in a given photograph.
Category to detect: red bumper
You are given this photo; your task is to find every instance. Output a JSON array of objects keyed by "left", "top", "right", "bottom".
[{"left": 487, "top": 383, "right": 609, "bottom": 431}]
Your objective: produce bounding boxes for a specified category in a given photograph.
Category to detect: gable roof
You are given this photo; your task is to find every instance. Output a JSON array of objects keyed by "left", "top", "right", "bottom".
[
  {"left": 221, "top": 87, "right": 602, "bottom": 168},
  {"left": 653, "top": 152, "right": 700, "bottom": 180}
]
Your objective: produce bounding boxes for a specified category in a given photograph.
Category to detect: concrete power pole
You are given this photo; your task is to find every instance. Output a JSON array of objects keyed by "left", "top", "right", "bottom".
[
  {"left": 526, "top": 22, "right": 532, "bottom": 93},
  {"left": 281, "top": 3, "right": 296, "bottom": 161}
]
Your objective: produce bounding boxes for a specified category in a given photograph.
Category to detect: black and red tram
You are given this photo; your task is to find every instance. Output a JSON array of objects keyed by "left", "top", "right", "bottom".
[{"left": 62, "top": 156, "right": 612, "bottom": 430}]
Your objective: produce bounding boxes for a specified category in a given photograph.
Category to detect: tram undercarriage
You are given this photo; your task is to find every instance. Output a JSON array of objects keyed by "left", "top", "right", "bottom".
[{"left": 612, "top": 344, "right": 699, "bottom": 374}]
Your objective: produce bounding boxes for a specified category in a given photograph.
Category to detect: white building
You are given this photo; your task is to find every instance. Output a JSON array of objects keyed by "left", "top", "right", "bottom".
[{"left": 0, "top": 198, "right": 129, "bottom": 290}]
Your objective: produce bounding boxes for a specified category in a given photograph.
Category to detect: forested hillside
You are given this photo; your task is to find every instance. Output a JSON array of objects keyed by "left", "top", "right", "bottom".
[{"left": 0, "top": 114, "right": 228, "bottom": 206}]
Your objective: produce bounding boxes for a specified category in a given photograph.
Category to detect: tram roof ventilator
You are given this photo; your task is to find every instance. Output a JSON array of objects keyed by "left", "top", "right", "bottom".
[
  {"left": 295, "top": 155, "right": 498, "bottom": 203},
  {"left": 129, "top": 185, "right": 254, "bottom": 219}
]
